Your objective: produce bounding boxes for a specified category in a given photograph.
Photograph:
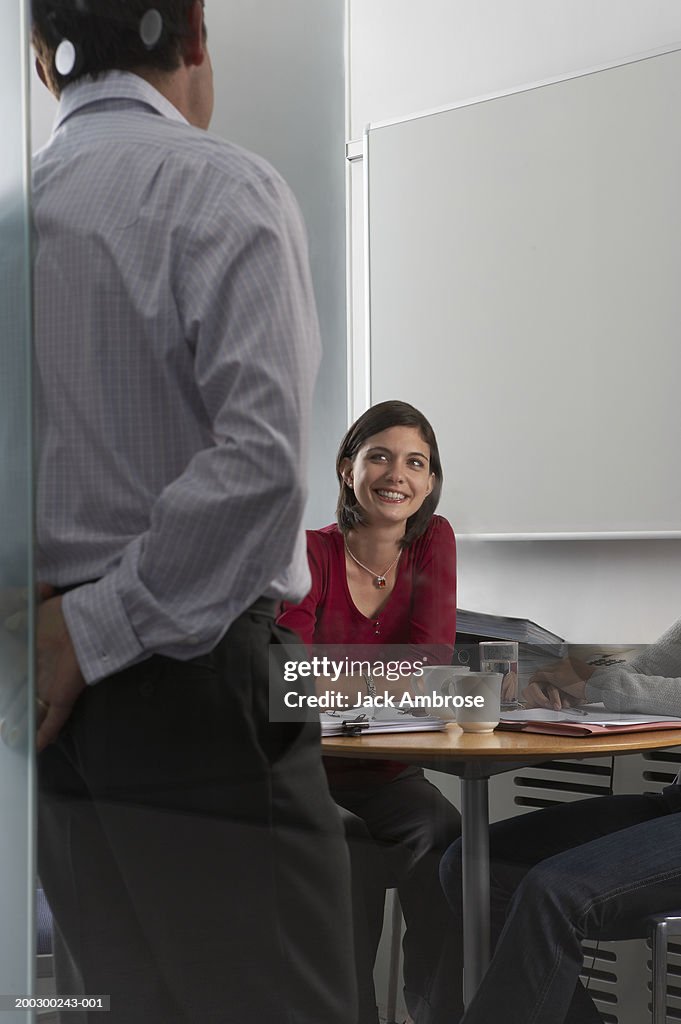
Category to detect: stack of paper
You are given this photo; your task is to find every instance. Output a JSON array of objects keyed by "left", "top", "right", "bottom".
[
  {"left": 499, "top": 708, "right": 681, "bottom": 737},
  {"left": 456, "top": 608, "right": 565, "bottom": 647}
]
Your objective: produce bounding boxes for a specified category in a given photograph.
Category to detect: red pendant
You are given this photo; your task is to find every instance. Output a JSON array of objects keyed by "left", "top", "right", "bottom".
[{"left": 375, "top": 576, "right": 387, "bottom": 589}]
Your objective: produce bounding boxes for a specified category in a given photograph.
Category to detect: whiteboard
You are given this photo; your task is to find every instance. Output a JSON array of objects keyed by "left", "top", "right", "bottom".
[{"left": 367, "top": 46, "right": 681, "bottom": 538}]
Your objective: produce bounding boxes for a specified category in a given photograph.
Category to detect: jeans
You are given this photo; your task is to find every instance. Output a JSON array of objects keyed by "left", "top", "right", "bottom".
[{"left": 440, "top": 786, "right": 681, "bottom": 1024}]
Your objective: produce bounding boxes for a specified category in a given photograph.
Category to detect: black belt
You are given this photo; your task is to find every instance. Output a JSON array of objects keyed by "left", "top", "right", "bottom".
[{"left": 243, "top": 597, "right": 279, "bottom": 619}]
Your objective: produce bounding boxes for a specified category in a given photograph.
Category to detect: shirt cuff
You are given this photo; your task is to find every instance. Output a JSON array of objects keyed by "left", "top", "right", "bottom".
[
  {"left": 585, "top": 666, "right": 626, "bottom": 709},
  {"left": 62, "top": 578, "right": 145, "bottom": 684},
  {"left": 584, "top": 680, "right": 601, "bottom": 703}
]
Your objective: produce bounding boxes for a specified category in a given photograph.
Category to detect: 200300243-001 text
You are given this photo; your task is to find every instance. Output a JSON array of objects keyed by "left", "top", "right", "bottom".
[{"left": 3, "top": 996, "right": 110, "bottom": 1010}]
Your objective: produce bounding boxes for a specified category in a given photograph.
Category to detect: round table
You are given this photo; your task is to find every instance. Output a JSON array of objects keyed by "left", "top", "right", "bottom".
[{"left": 323, "top": 723, "right": 681, "bottom": 1004}]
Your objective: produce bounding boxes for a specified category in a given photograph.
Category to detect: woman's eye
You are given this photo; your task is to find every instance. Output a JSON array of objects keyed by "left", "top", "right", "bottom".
[{"left": 409, "top": 459, "right": 425, "bottom": 469}]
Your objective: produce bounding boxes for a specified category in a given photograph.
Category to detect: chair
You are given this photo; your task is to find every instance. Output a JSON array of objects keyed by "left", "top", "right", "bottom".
[
  {"left": 36, "top": 887, "right": 53, "bottom": 957},
  {"left": 649, "top": 911, "right": 681, "bottom": 1023},
  {"left": 385, "top": 889, "right": 404, "bottom": 1024},
  {"left": 36, "top": 887, "right": 55, "bottom": 1003}
]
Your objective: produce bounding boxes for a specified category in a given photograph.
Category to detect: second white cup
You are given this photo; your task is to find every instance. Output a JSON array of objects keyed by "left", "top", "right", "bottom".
[{"left": 453, "top": 672, "right": 502, "bottom": 733}]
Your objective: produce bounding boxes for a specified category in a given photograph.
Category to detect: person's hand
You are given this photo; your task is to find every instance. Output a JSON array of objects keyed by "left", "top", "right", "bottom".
[
  {"left": 2, "top": 582, "right": 55, "bottom": 632},
  {"left": 522, "top": 657, "right": 595, "bottom": 710},
  {"left": 501, "top": 670, "right": 518, "bottom": 702},
  {"left": 1, "top": 584, "right": 56, "bottom": 724},
  {"left": 36, "top": 595, "right": 85, "bottom": 751},
  {"left": 0, "top": 586, "right": 30, "bottom": 627}
]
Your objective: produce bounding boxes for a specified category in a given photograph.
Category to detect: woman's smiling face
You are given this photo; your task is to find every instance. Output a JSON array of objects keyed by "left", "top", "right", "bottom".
[{"left": 340, "top": 425, "right": 434, "bottom": 529}]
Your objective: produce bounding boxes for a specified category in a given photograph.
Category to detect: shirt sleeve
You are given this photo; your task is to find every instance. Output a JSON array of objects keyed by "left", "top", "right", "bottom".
[
  {"left": 64, "top": 169, "right": 321, "bottom": 683},
  {"left": 276, "top": 534, "right": 327, "bottom": 649},
  {"left": 586, "top": 616, "right": 681, "bottom": 715},
  {"left": 406, "top": 516, "right": 457, "bottom": 666}
]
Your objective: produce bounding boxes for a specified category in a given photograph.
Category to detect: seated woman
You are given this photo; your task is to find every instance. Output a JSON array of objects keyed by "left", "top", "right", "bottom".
[
  {"left": 439, "top": 621, "right": 681, "bottom": 1024},
  {"left": 278, "top": 400, "right": 462, "bottom": 1024}
]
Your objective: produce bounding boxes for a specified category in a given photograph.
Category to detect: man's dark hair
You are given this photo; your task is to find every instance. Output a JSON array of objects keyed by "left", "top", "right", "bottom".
[
  {"left": 335, "top": 400, "right": 444, "bottom": 547},
  {"left": 31, "top": 0, "right": 198, "bottom": 96}
]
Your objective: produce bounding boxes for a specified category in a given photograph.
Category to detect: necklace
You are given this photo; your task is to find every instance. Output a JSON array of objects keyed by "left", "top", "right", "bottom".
[{"left": 344, "top": 541, "right": 402, "bottom": 589}]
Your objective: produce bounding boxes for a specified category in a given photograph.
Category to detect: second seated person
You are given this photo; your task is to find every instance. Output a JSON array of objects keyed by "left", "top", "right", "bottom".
[{"left": 278, "top": 400, "right": 463, "bottom": 1024}]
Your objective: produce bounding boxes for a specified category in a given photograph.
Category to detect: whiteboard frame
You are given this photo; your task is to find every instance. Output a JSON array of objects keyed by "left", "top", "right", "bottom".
[
  {"left": 365, "top": 42, "right": 681, "bottom": 541},
  {"left": 364, "top": 40, "right": 681, "bottom": 136}
]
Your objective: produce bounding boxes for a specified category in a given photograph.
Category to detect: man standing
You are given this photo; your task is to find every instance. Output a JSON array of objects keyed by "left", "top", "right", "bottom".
[{"left": 31, "top": 2, "right": 354, "bottom": 1021}]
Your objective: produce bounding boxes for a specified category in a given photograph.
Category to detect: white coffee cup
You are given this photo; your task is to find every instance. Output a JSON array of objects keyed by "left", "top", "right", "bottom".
[
  {"left": 416, "top": 665, "right": 471, "bottom": 720},
  {"left": 453, "top": 672, "right": 502, "bottom": 733}
]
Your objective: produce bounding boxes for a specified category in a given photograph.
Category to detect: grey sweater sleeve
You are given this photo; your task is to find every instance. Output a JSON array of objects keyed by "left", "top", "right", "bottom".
[{"left": 585, "top": 617, "right": 681, "bottom": 715}]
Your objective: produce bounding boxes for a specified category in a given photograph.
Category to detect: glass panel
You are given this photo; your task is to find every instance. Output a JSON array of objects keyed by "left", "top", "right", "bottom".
[{"left": 0, "top": 0, "right": 35, "bottom": 1020}]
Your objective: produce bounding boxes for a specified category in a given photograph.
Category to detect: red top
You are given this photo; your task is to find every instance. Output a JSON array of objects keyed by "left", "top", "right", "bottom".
[{"left": 277, "top": 515, "right": 457, "bottom": 783}]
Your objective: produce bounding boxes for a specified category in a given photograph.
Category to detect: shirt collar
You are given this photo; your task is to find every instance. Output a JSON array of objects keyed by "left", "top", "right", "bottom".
[{"left": 54, "top": 70, "right": 189, "bottom": 132}]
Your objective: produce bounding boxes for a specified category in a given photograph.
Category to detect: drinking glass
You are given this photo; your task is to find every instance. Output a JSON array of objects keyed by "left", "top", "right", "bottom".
[{"left": 479, "top": 641, "right": 519, "bottom": 709}]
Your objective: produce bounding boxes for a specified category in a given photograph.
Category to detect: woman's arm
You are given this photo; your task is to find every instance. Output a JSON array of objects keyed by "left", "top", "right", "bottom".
[
  {"left": 277, "top": 584, "right": 318, "bottom": 649},
  {"left": 407, "top": 516, "right": 457, "bottom": 666}
]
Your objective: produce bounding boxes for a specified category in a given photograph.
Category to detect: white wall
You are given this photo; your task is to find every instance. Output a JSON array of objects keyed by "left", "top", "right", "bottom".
[
  {"left": 348, "top": 0, "right": 681, "bottom": 137},
  {"left": 30, "top": 3, "right": 681, "bottom": 643},
  {"left": 30, "top": 62, "right": 54, "bottom": 151},
  {"left": 348, "top": 0, "right": 681, "bottom": 643}
]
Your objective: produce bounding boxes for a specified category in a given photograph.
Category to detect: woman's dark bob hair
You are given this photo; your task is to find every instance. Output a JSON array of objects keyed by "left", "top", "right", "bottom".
[{"left": 335, "top": 400, "right": 443, "bottom": 547}]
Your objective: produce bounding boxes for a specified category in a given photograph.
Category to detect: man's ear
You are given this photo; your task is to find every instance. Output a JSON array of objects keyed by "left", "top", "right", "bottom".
[{"left": 182, "top": 0, "right": 207, "bottom": 67}]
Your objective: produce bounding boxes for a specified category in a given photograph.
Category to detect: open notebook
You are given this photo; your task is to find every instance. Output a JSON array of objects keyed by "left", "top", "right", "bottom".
[{"left": 320, "top": 711, "right": 446, "bottom": 737}]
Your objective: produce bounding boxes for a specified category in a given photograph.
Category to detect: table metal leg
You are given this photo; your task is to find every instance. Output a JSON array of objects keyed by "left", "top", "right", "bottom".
[{"left": 461, "top": 777, "right": 491, "bottom": 1007}]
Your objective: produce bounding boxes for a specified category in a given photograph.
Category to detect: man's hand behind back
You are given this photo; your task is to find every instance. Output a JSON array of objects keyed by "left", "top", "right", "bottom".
[{"left": 36, "top": 595, "right": 85, "bottom": 751}]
